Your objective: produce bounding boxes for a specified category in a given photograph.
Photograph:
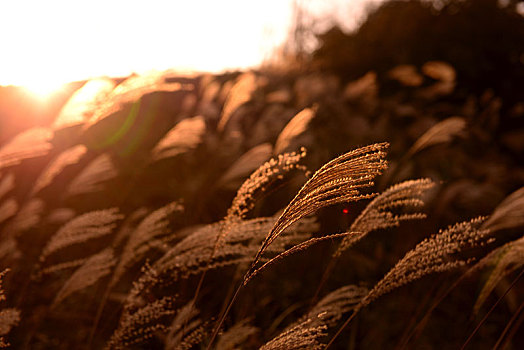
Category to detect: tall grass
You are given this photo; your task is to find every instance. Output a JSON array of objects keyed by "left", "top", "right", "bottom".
[{"left": 0, "top": 67, "right": 522, "bottom": 350}]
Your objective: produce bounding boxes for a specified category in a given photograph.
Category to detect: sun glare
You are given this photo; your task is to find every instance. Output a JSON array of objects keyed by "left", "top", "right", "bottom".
[
  {"left": 0, "top": 0, "right": 296, "bottom": 92},
  {"left": 0, "top": 0, "right": 370, "bottom": 95},
  {"left": 21, "top": 78, "right": 67, "bottom": 100}
]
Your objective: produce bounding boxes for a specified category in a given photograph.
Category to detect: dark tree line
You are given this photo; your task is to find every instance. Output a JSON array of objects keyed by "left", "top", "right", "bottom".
[{"left": 312, "top": 0, "right": 524, "bottom": 106}]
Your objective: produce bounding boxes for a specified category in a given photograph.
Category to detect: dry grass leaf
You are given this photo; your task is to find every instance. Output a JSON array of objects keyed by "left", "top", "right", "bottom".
[
  {"left": 335, "top": 178, "right": 435, "bottom": 257},
  {"left": 165, "top": 303, "right": 207, "bottom": 350},
  {"left": 0, "top": 173, "right": 14, "bottom": 201},
  {"left": 201, "top": 77, "right": 221, "bottom": 103},
  {"left": 32, "top": 145, "right": 87, "bottom": 195},
  {"left": 387, "top": 65, "right": 423, "bottom": 87},
  {"left": 247, "top": 143, "right": 388, "bottom": 279},
  {"left": 5, "top": 198, "right": 44, "bottom": 235},
  {"left": 112, "top": 202, "right": 183, "bottom": 285},
  {"left": 45, "top": 208, "right": 76, "bottom": 225},
  {"left": 67, "top": 153, "right": 118, "bottom": 196},
  {"left": 217, "top": 72, "right": 257, "bottom": 132},
  {"left": 218, "top": 143, "right": 273, "bottom": 189},
  {"left": 417, "top": 81, "right": 455, "bottom": 99},
  {"left": 483, "top": 186, "right": 524, "bottom": 233},
  {"left": 473, "top": 235, "right": 524, "bottom": 314},
  {"left": 360, "top": 216, "right": 491, "bottom": 309},
  {"left": 52, "top": 78, "right": 116, "bottom": 130},
  {"left": 0, "top": 128, "right": 53, "bottom": 171},
  {"left": 52, "top": 248, "right": 115, "bottom": 307},
  {"left": 260, "top": 319, "right": 327, "bottom": 350},
  {"left": 274, "top": 107, "right": 316, "bottom": 155},
  {"left": 305, "top": 285, "right": 368, "bottom": 328},
  {"left": 151, "top": 116, "right": 206, "bottom": 162},
  {"left": 268, "top": 285, "right": 367, "bottom": 350},
  {"left": 106, "top": 295, "right": 176, "bottom": 350},
  {"left": 407, "top": 116, "right": 466, "bottom": 157},
  {"left": 111, "top": 207, "right": 149, "bottom": 249},
  {"left": 0, "top": 198, "right": 17, "bottom": 225},
  {"left": 343, "top": 71, "right": 378, "bottom": 101},
  {"left": 422, "top": 61, "right": 456, "bottom": 82},
  {"left": 0, "top": 238, "right": 19, "bottom": 263},
  {"left": 469, "top": 186, "right": 524, "bottom": 313},
  {"left": 216, "top": 319, "right": 258, "bottom": 350},
  {"left": 40, "top": 208, "right": 123, "bottom": 263},
  {"left": 266, "top": 88, "right": 292, "bottom": 104},
  {"left": 39, "top": 258, "right": 89, "bottom": 277}
]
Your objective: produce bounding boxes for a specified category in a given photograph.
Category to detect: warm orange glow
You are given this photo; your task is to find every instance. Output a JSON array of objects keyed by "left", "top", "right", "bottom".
[
  {"left": 21, "top": 79, "right": 67, "bottom": 101},
  {"left": 0, "top": 0, "right": 374, "bottom": 95}
]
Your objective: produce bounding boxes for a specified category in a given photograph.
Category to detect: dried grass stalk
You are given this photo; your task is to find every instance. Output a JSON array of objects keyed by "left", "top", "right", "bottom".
[
  {"left": 0, "top": 173, "right": 14, "bottom": 201},
  {"left": 266, "top": 285, "right": 367, "bottom": 350},
  {"left": 53, "top": 78, "right": 116, "bottom": 129},
  {"left": 473, "top": 235, "right": 524, "bottom": 314},
  {"left": 274, "top": 107, "right": 316, "bottom": 155},
  {"left": 67, "top": 153, "right": 118, "bottom": 196},
  {"left": 247, "top": 143, "right": 389, "bottom": 280},
  {"left": 218, "top": 149, "right": 308, "bottom": 249},
  {"left": 106, "top": 296, "right": 176, "bottom": 350},
  {"left": 0, "top": 199, "right": 17, "bottom": 225},
  {"left": 0, "top": 128, "right": 53, "bottom": 170},
  {"left": 112, "top": 201, "right": 183, "bottom": 285},
  {"left": 32, "top": 145, "right": 87, "bottom": 195},
  {"left": 327, "top": 217, "right": 494, "bottom": 348},
  {"left": 218, "top": 143, "right": 273, "bottom": 189},
  {"left": 305, "top": 285, "right": 368, "bottom": 328},
  {"left": 335, "top": 178, "right": 435, "bottom": 257},
  {"left": 40, "top": 208, "right": 123, "bottom": 263},
  {"left": 52, "top": 248, "right": 115, "bottom": 306},
  {"left": 216, "top": 319, "right": 258, "bottom": 350},
  {"left": 218, "top": 72, "right": 257, "bottom": 132},
  {"left": 360, "top": 216, "right": 491, "bottom": 309},
  {"left": 151, "top": 116, "right": 206, "bottom": 162},
  {"left": 39, "top": 258, "right": 89, "bottom": 277},
  {"left": 5, "top": 198, "right": 45, "bottom": 235},
  {"left": 483, "top": 186, "right": 524, "bottom": 233},
  {"left": 165, "top": 303, "right": 207, "bottom": 350},
  {"left": 260, "top": 319, "right": 327, "bottom": 350},
  {"left": 407, "top": 116, "right": 465, "bottom": 157}
]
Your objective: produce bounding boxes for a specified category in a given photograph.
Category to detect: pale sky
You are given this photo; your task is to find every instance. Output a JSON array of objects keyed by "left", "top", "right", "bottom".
[{"left": 0, "top": 0, "right": 380, "bottom": 95}]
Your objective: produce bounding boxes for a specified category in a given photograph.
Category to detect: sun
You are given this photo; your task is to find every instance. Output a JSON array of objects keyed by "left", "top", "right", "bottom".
[{"left": 17, "top": 73, "right": 70, "bottom": 101}]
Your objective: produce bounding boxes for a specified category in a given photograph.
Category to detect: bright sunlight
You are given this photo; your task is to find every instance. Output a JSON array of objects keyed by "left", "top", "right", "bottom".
[
  {"left": 0, "top": 0, "right": 374, "bottom": 96},
  {"left": 0, "top": 0, "right": 292, "bottom": 94}
]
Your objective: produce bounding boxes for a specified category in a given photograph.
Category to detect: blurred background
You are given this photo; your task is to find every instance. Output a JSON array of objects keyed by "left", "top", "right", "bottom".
[
  {"left": 0, "top": 0, "right": 380, "bottom": 89},
  {"left": 2, "top": 0, "right": 524, "bottom": 141}
]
